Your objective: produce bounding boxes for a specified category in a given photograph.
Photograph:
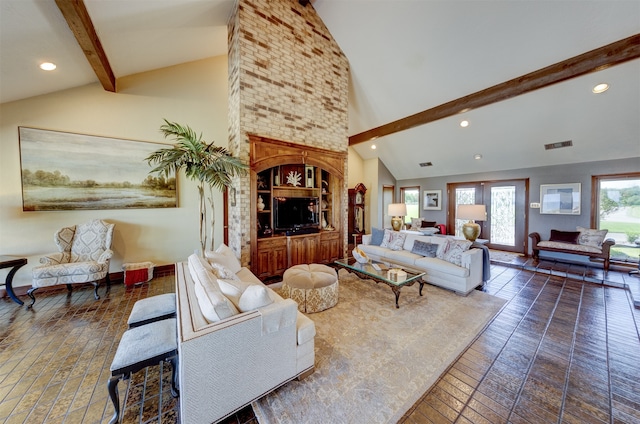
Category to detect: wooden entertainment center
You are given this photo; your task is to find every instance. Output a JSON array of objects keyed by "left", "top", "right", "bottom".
[{"left": 249, "top": 135, "right": 346, "bottom": 280}]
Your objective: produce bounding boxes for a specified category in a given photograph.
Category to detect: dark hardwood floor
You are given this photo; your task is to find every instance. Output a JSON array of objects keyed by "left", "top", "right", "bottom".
[
  {"left": 400, "top": 261, "right": 640, "bottom": 424},
  {"left": 0, "top": 258, "right": 638, "bottom": 423}
]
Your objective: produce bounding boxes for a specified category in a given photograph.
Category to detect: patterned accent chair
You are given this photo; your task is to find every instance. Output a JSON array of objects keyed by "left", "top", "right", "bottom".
[{"left": 29, "top": 219, "right": 115, "bottom": 307}]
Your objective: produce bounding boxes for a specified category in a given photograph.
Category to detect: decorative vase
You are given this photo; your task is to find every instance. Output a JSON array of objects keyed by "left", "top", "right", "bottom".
[
  {"left": 257, "top": 195, "right": 265, "bottom": 211},
  {"left": 322, "top": 213, "right": 328, "bottom": 229}
]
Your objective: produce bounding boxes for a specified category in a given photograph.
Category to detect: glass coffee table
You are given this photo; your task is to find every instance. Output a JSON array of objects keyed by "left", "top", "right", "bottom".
[{"left": 334, "top": 257, "right": 426, "bottom": 308}]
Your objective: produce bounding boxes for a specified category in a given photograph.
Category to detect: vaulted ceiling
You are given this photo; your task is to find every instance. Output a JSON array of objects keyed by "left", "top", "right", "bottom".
[{"left": 1, "top": 0, "right": 638, "bottom": 180}]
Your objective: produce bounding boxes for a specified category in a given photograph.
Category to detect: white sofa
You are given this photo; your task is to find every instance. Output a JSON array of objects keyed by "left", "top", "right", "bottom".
[
  {"left": 175, "top": 252, "right": 315, "bottom": 424},
  {"left": 358, "top": 231, "right": 484, "bottom": 295}
]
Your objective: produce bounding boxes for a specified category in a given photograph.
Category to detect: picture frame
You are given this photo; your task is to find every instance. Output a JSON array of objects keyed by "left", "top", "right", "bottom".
[
  {"left": 19, "top": 127, "right": 177, "bottom": 211},
  {"left": 540, "top": 183, "right": 581, "bottom": 215},
  {"left": 423, "top": 189, "right": 442, "bottom": 210}
]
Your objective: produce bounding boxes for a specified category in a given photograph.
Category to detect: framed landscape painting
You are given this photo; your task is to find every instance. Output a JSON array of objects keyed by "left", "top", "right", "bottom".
[{"left": 19, "top": 127, "right": 177, "bottom": 211}]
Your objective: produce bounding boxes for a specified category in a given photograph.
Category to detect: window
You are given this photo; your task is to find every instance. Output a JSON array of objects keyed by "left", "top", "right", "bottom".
[
  {"left": 400, "top": 187, "right": 420, "bottom": 224},
  {"left": 593, "top": 173, "right": 640, "bottom": 264}
]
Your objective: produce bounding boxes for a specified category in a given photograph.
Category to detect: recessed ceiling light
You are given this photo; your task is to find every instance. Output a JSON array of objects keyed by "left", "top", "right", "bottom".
[
  {"left": 592, "top": 83, "right": 609, "bottom": 94},
  {"left": 460, "top": 120, "right": 469, "bottom": 128},
  {"left": 40, "top": 62, "right": 56, "bottom": 71},
  {"left": 474, "top": 154, "right": 482, "bottom": 160},
  {"left": 371, "top": 144, "right": 376, "bottom": 150}
]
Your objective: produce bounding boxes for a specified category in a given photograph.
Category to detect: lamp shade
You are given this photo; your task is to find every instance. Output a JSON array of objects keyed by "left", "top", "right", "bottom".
[
  {"left": 388, "top": 203, "right": 407, "bottom": 217},
  {"left": 457, "top": 204, "right": 486, "bottom": 221}
]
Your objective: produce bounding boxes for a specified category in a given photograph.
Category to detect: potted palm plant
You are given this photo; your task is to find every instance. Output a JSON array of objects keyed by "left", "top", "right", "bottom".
[{"left": 147, "top": 119, "right": 247, "bottom": 255}]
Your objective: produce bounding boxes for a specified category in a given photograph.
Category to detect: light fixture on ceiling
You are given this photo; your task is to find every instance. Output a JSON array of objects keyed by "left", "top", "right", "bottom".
[
  {"left": 474, "top": 154, "right": 482, "bottom": 160},
  {"left": 371, "top": 144, "right": 376, "bottom": 149},
  {"left": 460, "top": 120, "right": 469, "bottom": 128},
  {"left": 592, "top": 83, "right": 609, "bottom": 94},
  {"left": 39, "top": 62, "right": 56, "bottom": 71}
]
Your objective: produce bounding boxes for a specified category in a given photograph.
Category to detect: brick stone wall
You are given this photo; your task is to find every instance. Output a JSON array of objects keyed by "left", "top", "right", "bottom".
[{"left": 228, "top": 0, "right": 349, "bottom": 265}]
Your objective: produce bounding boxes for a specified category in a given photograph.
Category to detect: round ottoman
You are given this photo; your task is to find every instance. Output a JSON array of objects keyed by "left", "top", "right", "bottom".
[{"left": 281, "top": 264, "right": 339, "bottom": 313}]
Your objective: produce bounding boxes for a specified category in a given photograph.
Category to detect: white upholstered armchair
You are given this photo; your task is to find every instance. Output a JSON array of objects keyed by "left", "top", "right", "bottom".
[{"left": 29, "top": 219, "right": 115, "bottom": 307}]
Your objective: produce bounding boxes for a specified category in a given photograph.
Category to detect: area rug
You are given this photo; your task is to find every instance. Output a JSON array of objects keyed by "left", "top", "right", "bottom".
[
  {"left": 489, "top": 249, "right": 523, "bottom": 264},
  {"left": 252, "top": 269, "right": 506, "bottom": 424}
]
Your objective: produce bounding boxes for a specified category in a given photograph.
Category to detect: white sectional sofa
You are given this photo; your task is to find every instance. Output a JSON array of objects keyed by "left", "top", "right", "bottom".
[
  {"left": 175, "top": 249, "right": 315, "bottom": 424},
  {"left": 358, "top": 231, "right": 484, "bottom": 295}
]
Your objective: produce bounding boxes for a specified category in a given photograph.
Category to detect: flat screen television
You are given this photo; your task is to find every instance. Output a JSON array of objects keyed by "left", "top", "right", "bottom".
[{"left": 273, "top": 196, "right": 319, "bottom": 232}]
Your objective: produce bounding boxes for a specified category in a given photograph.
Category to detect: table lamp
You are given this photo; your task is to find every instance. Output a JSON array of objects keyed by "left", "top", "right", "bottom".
[
  {"left": 457, "top": 204, "right": 486, "bottom": 242},
  {"left": 388, "top": 203, "right": 407, "bottom": 231}
]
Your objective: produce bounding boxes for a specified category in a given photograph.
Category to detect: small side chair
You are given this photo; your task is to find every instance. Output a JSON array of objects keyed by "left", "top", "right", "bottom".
[{"left": 29, "top": 219, "right": 115, "bottom": 307}]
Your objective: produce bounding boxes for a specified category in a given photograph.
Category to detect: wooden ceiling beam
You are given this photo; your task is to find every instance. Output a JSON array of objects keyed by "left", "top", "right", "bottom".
[
  {"left": 55, "top": 0, "right": 116, "bottom": 92},
  {"left": 349, "top": 34, "right": 640, "bottom": 146}
]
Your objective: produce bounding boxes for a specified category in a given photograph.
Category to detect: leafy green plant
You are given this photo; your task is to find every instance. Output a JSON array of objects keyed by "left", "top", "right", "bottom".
[
  {"left": 147, "top": 120, "right": 248, "bottom": 254},
  {"left": 626, "top": 232, "right": 640, "bottom": 244}
]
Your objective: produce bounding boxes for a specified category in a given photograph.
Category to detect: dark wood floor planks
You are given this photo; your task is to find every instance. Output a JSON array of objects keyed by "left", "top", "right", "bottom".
[{"left": 401, "top": 265, "right": 640, "bottom": 424}]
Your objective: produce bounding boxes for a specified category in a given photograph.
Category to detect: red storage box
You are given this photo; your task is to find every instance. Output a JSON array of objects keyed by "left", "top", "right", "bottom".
[{"left": 122, "top": 262, "right": 154, "bottom": 287}]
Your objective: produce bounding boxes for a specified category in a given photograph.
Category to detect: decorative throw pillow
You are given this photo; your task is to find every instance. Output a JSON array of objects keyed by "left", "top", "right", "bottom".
[
  {"left": 237, "top": 284, "right": 274, "bottom": 312},
  {"left": 187, "top": 254, "right": 217, "bottom": 286},
  {"left": 421, "top": 220, "right": 437, "bottom": 228},
  {"left": 411, "top": 240, "right": 439, "bottom": 257},
  {"left": 193, "top": 277, "right": 238, "bottom": 323},
  {"left": 577, "top": 226, "right": 608, "bottom": 248},
  {"left": 205, "top": 243, "right": 242, "bottom": 273},
  {"left": 441, "top": 239, "right": 472, "bottom": 266},
  {"left": 210, "top": 262, "right": 240, "bottom": 281},
  {"left": 410, "top": 218, "right": 422, "bottom": 231},
  {"left": 380, "top": 229, "right": 407, "bottom": 251},
  {"left": 549, "top": 229, "right": 581, "bottom": 244},
  {"left": 217, "top": 279, "right": 253, "bottom": 308},
  {"left": 370, "top": 227, "right": 385, "bottom": 246}
]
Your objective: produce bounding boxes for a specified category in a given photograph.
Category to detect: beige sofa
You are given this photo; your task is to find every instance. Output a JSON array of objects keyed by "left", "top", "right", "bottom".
[
  {"left": 175, "top": 251, "right": 315, "bottom": 424},
  {"left": 358, "top": 231, "right": 484, "bottom": 295}
]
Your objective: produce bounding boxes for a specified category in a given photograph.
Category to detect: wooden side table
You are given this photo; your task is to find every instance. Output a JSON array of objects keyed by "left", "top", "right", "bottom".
[{"left": 0, "top": 255, "right": 27, "bottom": 305}]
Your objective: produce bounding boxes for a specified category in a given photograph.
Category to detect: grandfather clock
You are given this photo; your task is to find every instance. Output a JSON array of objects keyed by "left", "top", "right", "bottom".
[{"left": 348, "top": 183, "right": 367, "bottom": 248}]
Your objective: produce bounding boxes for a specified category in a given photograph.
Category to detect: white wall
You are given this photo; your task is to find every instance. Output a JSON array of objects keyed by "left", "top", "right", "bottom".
[{"left": 0, "top": 57, "right": 229, "bottom": 288}]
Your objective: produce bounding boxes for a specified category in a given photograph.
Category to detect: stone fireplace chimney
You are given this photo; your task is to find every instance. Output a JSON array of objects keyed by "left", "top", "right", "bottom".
[{"left": 228, "top": 0, "right": 349, "bottom": 265}]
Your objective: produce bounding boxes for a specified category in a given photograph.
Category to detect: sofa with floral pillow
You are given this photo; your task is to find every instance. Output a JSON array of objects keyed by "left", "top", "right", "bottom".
[
  {"left": 529, "top": 227, "right": 615, "bottom": 270},
  {"left": 357, "top": 229, "right": 484, "bottom": 295}
]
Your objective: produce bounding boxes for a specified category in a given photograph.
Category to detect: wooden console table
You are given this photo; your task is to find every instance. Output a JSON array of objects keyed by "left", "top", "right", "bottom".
[{"left": 1, "top": 255, "right": 27, "bottom": 305}]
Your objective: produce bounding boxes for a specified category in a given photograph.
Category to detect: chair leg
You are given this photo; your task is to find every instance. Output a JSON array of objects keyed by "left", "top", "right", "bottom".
[
  {"left": 169, "top": 356, "right": 180, "bottom": 397},
  {"left": 66, "top": 284, "right": 73, "bottom": 292},
  {"left": 107, "top": 375, "right": 122, "bottom": 424},
  {"left": 26, "top": 287, "right": 38, "bottom": 308},
  {"left": 91, "top": 282, "right": 100, "bottom": 300}
]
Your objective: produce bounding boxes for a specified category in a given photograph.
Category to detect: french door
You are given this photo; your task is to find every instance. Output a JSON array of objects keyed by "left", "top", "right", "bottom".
[{"left": 447, "top": 179, "right": 528, "bottom": 253}]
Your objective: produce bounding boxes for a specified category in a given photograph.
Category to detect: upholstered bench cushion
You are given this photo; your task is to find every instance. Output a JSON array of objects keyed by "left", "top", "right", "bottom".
[
  {"left": 283, "top": 264, "right": 337, "bottom": 290},
  {"left": 282, "top": 264, "right": 339, "bottom": 313},
  {"left": 537, "top": 241, "right": 603, "bottom": 254},
  {"left": 127, "top": 293, "right": 176, "bottom": 328},
  {"left": 111, "top": 318, "right": 178, "bottom": 373}
]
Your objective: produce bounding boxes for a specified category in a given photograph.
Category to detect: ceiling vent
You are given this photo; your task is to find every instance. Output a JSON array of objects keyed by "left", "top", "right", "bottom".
[
  {"left": 544, "top": 140, "right": 573, "bottom": 150},
  {"left": 419, "top": 162, "right": 433, "bottom": 167}
]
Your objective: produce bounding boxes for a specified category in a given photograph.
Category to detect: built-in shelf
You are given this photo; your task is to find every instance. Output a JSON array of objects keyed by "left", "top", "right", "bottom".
[{"left": 249, "top": 135, "right": 346, "bottom": 280}]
